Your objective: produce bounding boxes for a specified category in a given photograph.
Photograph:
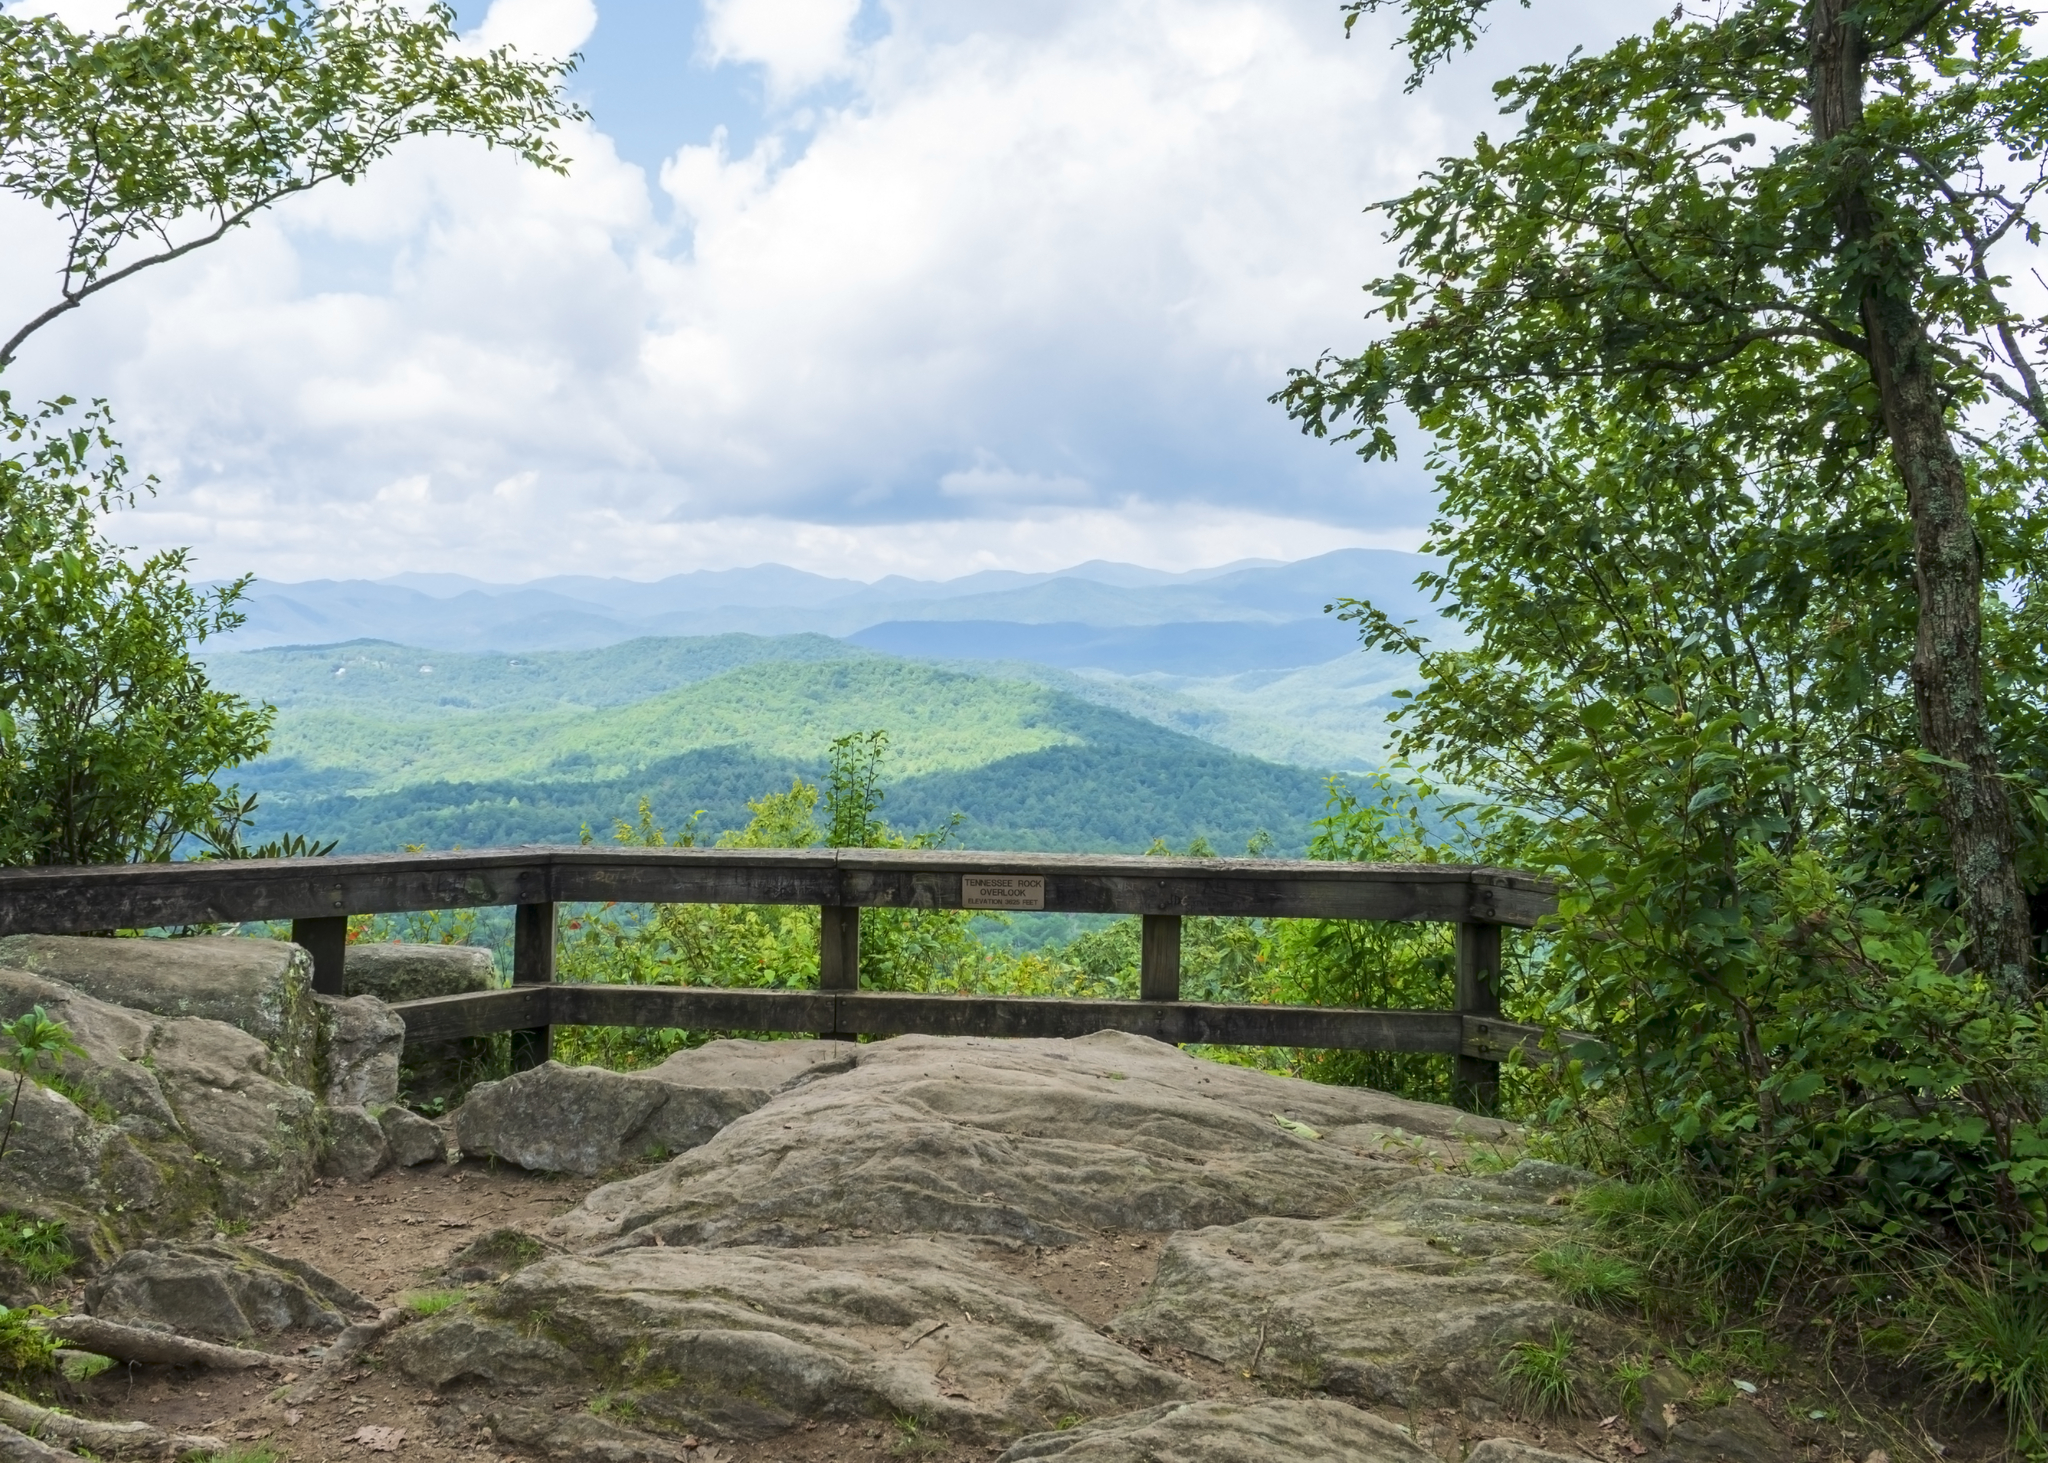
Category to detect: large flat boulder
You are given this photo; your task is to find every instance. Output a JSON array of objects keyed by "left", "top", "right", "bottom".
[
  {"left": 387, "top": 1238, "right": 1191, "bottom": 1443},
  {"left": 997, "top": 1398, "right": 1432, "bottom": 1462},
  {"left": 0, "top": 966, "right": 321, "bottom": 1248},
  {"left": 553, "top": 1031, "right": 1510, "bottom": 1249},
  {"left": 85, "top": 1239, "right": 373, "bottom": 1341},
  {"left": 455, "top": 1038, "right": 858, "bottom": 1176},
  {"left": 0, "top": 933, "right": 320, "bottom": 1092},
  {"left": 1109, "top": 1161, "right": 1636, "bottom": 1409}
]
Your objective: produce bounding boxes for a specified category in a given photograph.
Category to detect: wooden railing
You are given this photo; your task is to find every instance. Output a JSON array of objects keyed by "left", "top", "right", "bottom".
[{"left": 0, "top": 847, "right": 1558, "bottom": 1112}]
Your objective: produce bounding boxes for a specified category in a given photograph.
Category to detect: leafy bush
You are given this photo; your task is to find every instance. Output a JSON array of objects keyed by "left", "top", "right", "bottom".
[
  {"left": 0, "top": 1304, "right": 55, "bottom": 1378},
  {"left": 0, "top": 395, "right": 273, "bottom": 865}
]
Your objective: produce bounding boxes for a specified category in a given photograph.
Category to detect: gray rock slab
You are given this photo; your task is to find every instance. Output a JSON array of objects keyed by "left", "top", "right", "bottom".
[
  {"left": 343, "top": 943, "right": 495, "bottom": 1004},
  {"left": 0, "top": 934, "right": 319, "bottom": 1091},
  {"left": 1467, "top": 1442, "right": 1587, "bottom": 1463},
  {"left": 0, "top": 967, "right": 320, "bottom": 1236},
  {"left": 388, "top": 1238, "right": 1190, "bottom": 1443},
  {"left": 381, "top": 1105, "right": 448, "bottom": 1167},
  {"left": 554, "top": 1031, "right": 1502, "bottom": 1250},
  {"left": 456, "top": 1038, "right": 857, "bottom": 1177},
  {"left": 321, "top": 1105, "right": 393, "bottom": 1182},
  {"left": 85, "top": 1240, "right": 372, "bottom": 1341},
  {"left": 316, "top": 993, "right": 403, "bottom": 1108},
  {"left": 483, "top": 1405, "right": 692, "bottom": 1462},
  {"left": 1109, "top": 1163, "right": 1636, "bottom": 1409},
  {"left": 1661, "top": 1404, "right": 1795, "bottom": 1463},
  {"left": 998, "top": 1399, "right": 1431, "bottom": 1462}
]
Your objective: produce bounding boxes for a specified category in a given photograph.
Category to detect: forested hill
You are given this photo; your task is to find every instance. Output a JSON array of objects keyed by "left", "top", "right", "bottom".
[{"left": 205, "top": 639, "right": 1339, "bottom": 854}]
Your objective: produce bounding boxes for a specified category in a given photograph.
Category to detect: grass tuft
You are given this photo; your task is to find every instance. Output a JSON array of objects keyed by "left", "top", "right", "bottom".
[
  {"left": 0, "top": 1215, "right": 76, "bottom": 1282},
  {"left": 1914, "top": 1268, "right": 2048, "bottom": 1456},
  {"left": 1499, "top": 1324, "right": 1583, "bottom": 1420},
  {"left": 1531, "top": 1243, "right": 1643, "bottom": 1311},
  {"left": 401, "top": 1289, "right": 467, "bottom": 1317}
]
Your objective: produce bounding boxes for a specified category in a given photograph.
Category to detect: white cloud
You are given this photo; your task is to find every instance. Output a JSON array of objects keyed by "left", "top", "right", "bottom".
[
  {"left": 700, "top": 0, "right": 863, "bottom": 96},
  {"left": 0, "top": 0, "right": 1635, "bottom": 584}
]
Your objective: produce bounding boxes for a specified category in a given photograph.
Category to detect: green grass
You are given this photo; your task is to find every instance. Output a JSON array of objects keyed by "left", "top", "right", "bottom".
[
  {"left": 202, "top": 1447, "right": 282, "bottom": 1463},
  {"left": 60, "top": 1350, "right": 114, "bottom": 1381},
  {"left": 1914, "top": 1269, "right": 2048, "bottom": 1455},
  {"left": 0, "top": 1216, "right": 75, "bottom": 1282},
  {"left": 1499, "top": 1325, "right": 1583, "bottom": 1420},
  {"left": 401, "top": 1289, "right": 466, "bottom": 1317},
  {"left": 1531, "top": 1243, "right": 1644, "bottom": 1310}
]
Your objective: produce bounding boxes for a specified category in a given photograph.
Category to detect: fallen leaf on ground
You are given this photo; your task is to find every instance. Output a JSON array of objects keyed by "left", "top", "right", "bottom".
[{"left": 351, "top": 1424, "right": 405, "bottom": 1451}]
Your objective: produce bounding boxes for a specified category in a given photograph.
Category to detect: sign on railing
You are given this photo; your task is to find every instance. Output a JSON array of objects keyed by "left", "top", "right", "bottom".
[{"left": 0, "top": 846, "right": 1558, "bottom": 1113}]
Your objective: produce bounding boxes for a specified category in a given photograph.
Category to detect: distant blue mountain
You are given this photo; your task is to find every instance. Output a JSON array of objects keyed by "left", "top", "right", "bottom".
[
  {"left": 216, "top": 547, "right": 1435, "bottom": 678},
  {"left": 847, "top": 618, "right": 1359, "bottom": 675}
]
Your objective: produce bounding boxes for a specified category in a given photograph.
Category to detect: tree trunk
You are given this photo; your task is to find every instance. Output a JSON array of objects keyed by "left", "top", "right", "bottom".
[{"left": 1808, "top": 0, "right": 2035, "bottom": 998}]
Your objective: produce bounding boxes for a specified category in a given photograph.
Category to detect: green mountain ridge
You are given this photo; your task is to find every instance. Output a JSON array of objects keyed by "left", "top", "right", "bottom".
[{"left": 211, "top": 640, "right": 1343, "bottom": 854}]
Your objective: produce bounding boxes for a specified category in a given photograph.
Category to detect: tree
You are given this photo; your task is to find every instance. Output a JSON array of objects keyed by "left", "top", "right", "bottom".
[
  {"left": 0, "top": 395, "right": 272, "bottom": 864},
  {"left": 1, "top": 0, "right": 580, "bottom": 367},
  {"left": 1278, "top": 0, "right": 2047, "bottom": 995},
  {"left": 0, "top": 0, "right": 581, "bottom": 865}
]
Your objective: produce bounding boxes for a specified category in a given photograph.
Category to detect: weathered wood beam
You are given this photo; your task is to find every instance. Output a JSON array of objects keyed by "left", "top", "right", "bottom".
[
  {"left": 0, "top": 848, "right": 1556, "bottom": 936},
  {"left": 387, "top": 983, "right": 1477, "bottom": 1053}
]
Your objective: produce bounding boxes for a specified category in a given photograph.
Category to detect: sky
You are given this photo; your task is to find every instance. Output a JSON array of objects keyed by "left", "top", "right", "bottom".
[{"left": 0, "top": 0, "right": 1643, "bottom": 583}]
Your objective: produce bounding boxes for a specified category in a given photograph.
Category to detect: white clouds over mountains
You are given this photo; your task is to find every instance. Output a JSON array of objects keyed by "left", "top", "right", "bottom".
[{"left": 0, "top": 0, "right": 1524, "bottom": 581}]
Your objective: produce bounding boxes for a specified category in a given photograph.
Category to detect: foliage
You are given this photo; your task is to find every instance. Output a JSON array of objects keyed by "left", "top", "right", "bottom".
[
  {"left": 401, "top": 1289, "right": 466, "bottom": 1317},
  {"left": 1293, "top": 0, "right": 2048, "bottom": 991},
  {"left": 207, "top": 654, "right": 1337, "bottom": 857},
  {"left": 0, "top": 396, "right": 274, "bottom": 866},
  {"left": 0, "top": 0, "right": 582, "bottom": 367},
  {"left": 1529, "top": 1243, "right": 1642, "bottom": 1312},
  {"left": 1498, "top": 1324, "right": 1583, "bottom": 1420},
  {"left": 0, "top": 1304, "right": 55, "bottom": 1377},
  {"left": 0, "top": 1007, "right": 87, "bottom": 1171},
  {"left": 0, "top": 1215, "right": 74, "bottom": 1283},
  {"left": 1913, "top": 1268, "right": 2048, "bottom": 1455}
]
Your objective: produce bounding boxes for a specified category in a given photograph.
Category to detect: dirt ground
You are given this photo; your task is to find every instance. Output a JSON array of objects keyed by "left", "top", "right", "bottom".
[{"left": 26, "top": 1156, "right": 1998, "bottom": 1463}]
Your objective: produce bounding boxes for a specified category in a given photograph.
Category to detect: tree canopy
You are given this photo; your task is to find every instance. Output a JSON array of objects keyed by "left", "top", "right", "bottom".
[
  {"left": 0, "top": 0, "right": 580, "bottom": 366},
  {"left": 0, "top": 0, "right": 582, "bottom": 864},
  {"left": 1283, "top": 0, "right": 2048, "bottom": 997}
]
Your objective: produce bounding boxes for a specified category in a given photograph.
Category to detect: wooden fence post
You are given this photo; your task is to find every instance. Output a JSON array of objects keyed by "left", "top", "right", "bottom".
[
  {"left": 1454, "top": 921, "right": 1503, "bottom": 1114},
  {"left": 819, "top": 905, "right": 860, "bottom": 1040},
  {"left": 292, "top": 916, "right": 348, "bottom": 997},
  {"left": 510, "top": 901, "right": 556, "bottom": 1071},
  {"left": 1140, "top": 915, "right": 1182, "bottom": 1002}
]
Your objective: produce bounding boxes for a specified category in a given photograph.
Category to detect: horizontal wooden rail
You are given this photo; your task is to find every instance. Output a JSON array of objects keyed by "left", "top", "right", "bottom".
[
  {"left": 387, "top": 983, "right": 1560, "bottom": 1063},
  {"left": 0, "top": 846, "right": 1559, "bottom": 1113},
  {"left": 0, "top": 846, "right": 1555, "bottom": 935}
]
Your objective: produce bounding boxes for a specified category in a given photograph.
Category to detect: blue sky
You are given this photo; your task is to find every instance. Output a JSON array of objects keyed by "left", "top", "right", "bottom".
[{"left": 0, "top": 0, "right": 1639, "bottom": 583}]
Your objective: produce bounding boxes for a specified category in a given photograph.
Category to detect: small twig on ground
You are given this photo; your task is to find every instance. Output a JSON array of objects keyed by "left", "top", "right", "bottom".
[
  {"left": 0, "top": 1390, "right": 223, "bottom": 1457},
  {"left": 1247, "top": 1311, "right": 1271, "bottom": 1378},
  {"left": 43, "top": 1316, "right": 288, "bottom": 1370}
]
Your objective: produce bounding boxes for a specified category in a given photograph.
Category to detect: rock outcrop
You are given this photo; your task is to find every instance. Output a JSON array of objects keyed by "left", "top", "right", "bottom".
[
  {"left": 83, "top": 1239, "right": 374, "bottom": 1341},
  {"left": 0, "top": 933, "right": 322, "bottom": 1091},
  {"left": 549, "top": 1031, "right": 1510, "bottom": 1249},
  {"left": 1109, "top": 1161, "right": 1633, "bottom": 1408},
  {"left": 454, "top": 1038, "right": 857, "bottom": 1177},
  {"left": 389, "top": 1237, "right": 1193, "bottom": 1442},
  {"left": 997, "top": 1398, "right": 1433, "bottom": 1463},
  {"left": 0, "top": 964, "right": 321, "bottom": 1247}
]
